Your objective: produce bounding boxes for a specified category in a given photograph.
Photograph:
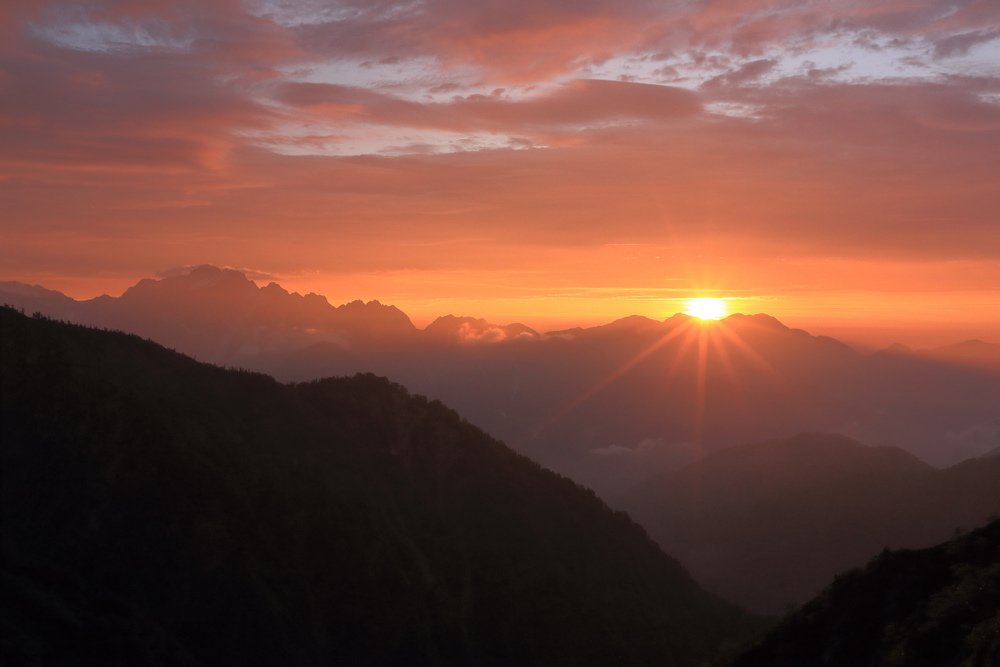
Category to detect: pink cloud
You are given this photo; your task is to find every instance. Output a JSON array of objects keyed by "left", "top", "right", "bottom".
[
  {"left": 275, "top": 78, "right": 701, "bottom": 133},
  {"left": 1, "top": 0, "right": 999, "bottom": 293},
  {"left": 0, "top": 5, "right": 283, "bottom": 171}
]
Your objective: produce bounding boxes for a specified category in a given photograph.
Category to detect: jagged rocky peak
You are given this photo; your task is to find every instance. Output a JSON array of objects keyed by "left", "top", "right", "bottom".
[{"left": 262, "top": 281, "right": 290, "bottom": 296}]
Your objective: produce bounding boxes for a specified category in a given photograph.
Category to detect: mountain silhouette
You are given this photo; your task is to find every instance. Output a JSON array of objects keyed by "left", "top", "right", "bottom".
[
  {"left": 1, "top": 266, "right": 416, "bottom": 363},
  {"left": 919, "top": 339, "right": 1000, "bottom": 372},
  {"left": 280, "top": 307, "right": 1000, "bottom": 494},
  {"left": 0, "top": 307, "right": 760, "bottom": 665},
  {"left": 4, "top": 269, "right": 999, "bottom": 496},
  {"left": 619, "top": 433, "right": 1000, "bottom": 614},
  {"left": 423, "top": 315, "right": 540, "bottom": 344},
  {"left": 732, "top": 517, "right": 1000, "bottom": 666}
]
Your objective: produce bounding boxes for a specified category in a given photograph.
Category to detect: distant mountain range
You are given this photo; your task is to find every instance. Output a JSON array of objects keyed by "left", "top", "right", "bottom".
[
  {"left": 733, "top": 517, "right": 1000, "bottom": 666},
  {"left": 0, "top": 266, "right": 415, "bottom": 360},
  {"left": 0, "top": 307, "right": 761, "bottom": 665},
  {"left": 3, "top": 267, "right": 998, "bottom": 497},
  {"left": 918, "top": 339, "right": 1000, "bottom": 372},
  {"left": 618, "top": 432, "right": 1000, "bottom": 614}
]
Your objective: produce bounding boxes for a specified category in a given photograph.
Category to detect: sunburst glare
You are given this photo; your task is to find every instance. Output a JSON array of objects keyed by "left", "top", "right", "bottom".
[{"left": 684, "top": 297, "right": 727, "bottom": 320}]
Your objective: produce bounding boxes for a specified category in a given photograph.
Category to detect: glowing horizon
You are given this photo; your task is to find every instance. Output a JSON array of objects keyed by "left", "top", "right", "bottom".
[
  {"left": 1, "top": 1, "right": 998, "bottom": 347},
  {"left": 7, "top": 264, "right": 1000, "bottom": 349}
]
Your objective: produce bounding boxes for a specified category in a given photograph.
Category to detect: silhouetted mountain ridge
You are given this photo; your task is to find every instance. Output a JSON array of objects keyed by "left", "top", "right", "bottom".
[
  {"left": 619, "top": 433, "right": 1000, "bottom": 614},
  {"left": 732, "top": 518, "right": 1000, "bottom": 666},
  {"left": 424, "top": 315, "right": 540, "bottom": 343},
  {"left": 919, "top": 339, "right": 1000, "bottom": 372},
  {"left": 0, "top": 307, "right": 759, "bottom": 666}
]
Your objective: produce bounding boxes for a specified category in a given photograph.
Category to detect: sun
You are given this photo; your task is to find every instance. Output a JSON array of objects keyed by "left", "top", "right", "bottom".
[{"left": 684, "top": 297, "right": 727, "bottom": 320}]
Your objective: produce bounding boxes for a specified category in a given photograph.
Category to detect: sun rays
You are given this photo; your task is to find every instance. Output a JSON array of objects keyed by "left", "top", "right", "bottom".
[{"left": 530, "top": 312, "right": 795, "bottom": 454}]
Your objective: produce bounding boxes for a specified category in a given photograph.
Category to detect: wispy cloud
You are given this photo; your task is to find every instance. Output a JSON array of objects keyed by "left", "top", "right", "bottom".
[{"left": 1, "top": 0, "right": 998, "bottom": 325}]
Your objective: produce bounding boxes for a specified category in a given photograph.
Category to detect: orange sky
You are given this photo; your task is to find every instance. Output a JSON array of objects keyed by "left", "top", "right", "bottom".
[{"left": 2, "top": 0, "right": 999, "bottom": 346}]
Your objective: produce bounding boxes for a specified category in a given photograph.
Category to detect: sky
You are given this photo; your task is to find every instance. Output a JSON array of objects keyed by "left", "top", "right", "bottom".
[{"left": 2, "top": 0, "right": 999, "bottom": 345}]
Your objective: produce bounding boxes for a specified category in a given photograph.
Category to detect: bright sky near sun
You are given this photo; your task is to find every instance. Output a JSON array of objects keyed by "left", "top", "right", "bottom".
[
  {"left": 2, "top": 0, "right": 999, "bottom": 344},
  {"left": 685, "top": 298, "right": 728, "bottom": 321}
]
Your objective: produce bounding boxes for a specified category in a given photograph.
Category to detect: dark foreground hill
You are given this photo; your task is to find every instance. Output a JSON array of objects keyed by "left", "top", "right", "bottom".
[
  {"left": 0, "top": 308, "right": 759, "bottom": 666},
  {"left": 620, "top": 433, "right": 1000, "bottom": 614},
  {"left": 732, "top": 518, "right": 1000, "bottom": 666}
]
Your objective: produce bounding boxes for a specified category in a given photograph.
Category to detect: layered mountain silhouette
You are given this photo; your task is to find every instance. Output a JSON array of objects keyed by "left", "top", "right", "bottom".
[
  {"left": 0, "top": 266, "right": 415, "bottom": 361},
  {"left": 0, "top": 307, "right": 760, "bottom": 665},
  {"left": 919, "top": 339, "right": 1000, "bottom": 372},
  {"left": 618, "top": 433, "right": 1000, "bottom": 614},
  {"left": 423, "top": 315, "right": 540, "bottom": 343},
  {"left": 733, "top": 518, "right": 1000, "bottom": 666},
  {"left": 3, "top": 268, "right": 1000, "bottom": 497}
]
